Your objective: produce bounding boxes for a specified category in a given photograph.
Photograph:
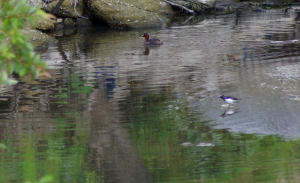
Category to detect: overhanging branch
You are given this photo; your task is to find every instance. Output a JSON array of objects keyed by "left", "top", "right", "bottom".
[{"left": 161, "top": 0, "right": 196, "bottom": 15}]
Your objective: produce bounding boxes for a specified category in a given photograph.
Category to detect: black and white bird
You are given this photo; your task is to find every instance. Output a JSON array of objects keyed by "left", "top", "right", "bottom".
[{"left": 220, "top": 95, "right": 241, "bottom": 104}]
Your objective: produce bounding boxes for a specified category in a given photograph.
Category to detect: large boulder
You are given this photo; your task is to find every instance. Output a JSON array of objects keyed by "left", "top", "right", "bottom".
[
  {"left": 83, "top": 0, "right": 174, "bottom": 29},
  {"left": 22, "top": 29, "right": 53, "bottom": 48},
  {"left": 41, "top": 0, "right": 85, "bottom": 18}
]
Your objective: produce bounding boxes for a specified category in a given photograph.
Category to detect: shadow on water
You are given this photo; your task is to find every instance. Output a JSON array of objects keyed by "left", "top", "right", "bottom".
[{"left": 2, "top": 7, "right": 300, "bottom": 183}]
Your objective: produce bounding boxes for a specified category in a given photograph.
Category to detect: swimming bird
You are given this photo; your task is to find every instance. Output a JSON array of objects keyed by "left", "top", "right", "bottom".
[
  {"left": 141, "top": 33, "right": 163, "bottom": 45},
  {"left": 220, "top": 95, "right": 241, "bottom": 104}
]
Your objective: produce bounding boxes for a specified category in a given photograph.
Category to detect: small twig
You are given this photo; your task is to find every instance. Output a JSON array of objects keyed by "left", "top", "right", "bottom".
[{"left": 161, "top": 0, "right": 195, "bottom": 15}]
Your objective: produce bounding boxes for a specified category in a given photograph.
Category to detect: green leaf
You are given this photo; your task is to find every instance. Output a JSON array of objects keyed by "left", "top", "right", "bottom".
[
  {"left": 12, "top": 2, "right": 23, "bottom": 15},
  {"left": 0, "top": 3, "right": 8, "bottom": 18},
  {"left": 7, "top": 63, "right": 15, "bottom": 74},
  {"left": 10, "top": 36, "right": 17, "bottom": 45},
  {"left": 0, "top": 43, "right": 9, "bottom": 52},
  {"left": 28, "top": 6, "right": 36, "bottom": 14},
  {"left": 0, "top": 61, "right": 6, "bottom": 69},
  {"left": 11, "top": 18, "right": 21, "bottom": 29},
  {"left": 0, "top": 71, "right": 8, "bottom": 82},
  {"left": 8, "top": 0, "right": 17, "bottom": 7},
  {"left": 38, "top": 175, "right": 54, "bottom": 183},
  {"left": 24, "top": 43, "right": 34, "bottom": 51},
  {"left": 5, "top": 52, "right": 15, "bottom": 60},
  {"left": 14, "top": 62, "right": 22, "bottom": 73},
  {"left": 22, "top": 52, "right": 33, "bottom": 62},
  {"left": 2, "top": 19, "right": 10, "bottom": 31},
  {"left": 33, "top": 55, "right": 41, "bottom": 63},
  {"left": 15, "top": 36, "right": 25, "bottom": 44},
  {"left": 19, "top": 67, "right": 28, "bottom": 77},
  {"left": 0, "top": 34, "right": 5, "bottom": 42},
  {"left": 4, "top": 78, "right": 18, "bottom": 85}
]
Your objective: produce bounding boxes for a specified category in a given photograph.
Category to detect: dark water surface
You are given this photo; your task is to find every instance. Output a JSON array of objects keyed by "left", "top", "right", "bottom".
[{"left": 2, "top": 8, "right": 300, "bottom": 183}]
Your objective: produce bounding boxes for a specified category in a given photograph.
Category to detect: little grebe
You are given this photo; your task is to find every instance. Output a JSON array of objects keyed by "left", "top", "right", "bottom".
[{"left": 141, "top": 33, "right": 163, "bottom": 45}]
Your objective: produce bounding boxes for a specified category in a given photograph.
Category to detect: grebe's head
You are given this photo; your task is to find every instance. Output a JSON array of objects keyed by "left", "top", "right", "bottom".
[
  {"left": 141, "top": 33, "right": 149, "bottom": 40},
  {"left": 141, "top": 33, "right": 149, "bottom": 41},
  {"left": 140, "top": 33, "right": 149, "bottom": 37}
]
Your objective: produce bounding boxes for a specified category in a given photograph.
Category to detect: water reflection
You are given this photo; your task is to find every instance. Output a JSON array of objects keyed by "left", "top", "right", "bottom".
[
  {"left": 94, "top": 66, "right": 116, "bottom": 98},
  {"left": 2, "top": 6, "right": 300, "bottom": 183},
  {"left": 220, "top": 108, "right": 238, "bottom": 118},
  {"left": 143, "top": 45, "right": 162, "bottom": 55},
  {"left": 144, "top": 46, "right": 150, "bottom": 55}
]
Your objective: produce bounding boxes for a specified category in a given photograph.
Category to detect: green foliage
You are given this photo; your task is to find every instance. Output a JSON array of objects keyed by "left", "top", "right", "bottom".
[
  {"left": 0, "top": 0, "right": 49, "bottom": 87},
  {"left": 0, "top": 112, "right": 94, "bottom": 183}
]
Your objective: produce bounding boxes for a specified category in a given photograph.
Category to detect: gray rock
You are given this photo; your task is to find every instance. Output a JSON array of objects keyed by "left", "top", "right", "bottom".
[
  {"left": 42, "top": 0, "right": 85, "bottom": 18},
  {"left": 34, "top": 16, "right": 56, "bottom": 30},
  {"left": 64, "top": 18, "right": 77, "bottom": 27},
  {"left": 28, "top": 0, "right": 42, "bottom": 7},
  {"left": 77, "top": 17, "right": 93, "bottom": 27},
  {"left": 22, "top": 28, "right": 53, "bottom": 48},
  {"left": 83, "top": 0, "right": 174, "bottom": 29}
]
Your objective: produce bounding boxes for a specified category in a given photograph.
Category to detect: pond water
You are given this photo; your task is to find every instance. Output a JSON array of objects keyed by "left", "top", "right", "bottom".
[{"left": 2, "top": 7, "right": 300, "bottom": 183}]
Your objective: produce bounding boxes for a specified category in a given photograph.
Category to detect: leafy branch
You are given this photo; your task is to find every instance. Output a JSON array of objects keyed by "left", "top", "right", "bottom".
[{"left": 0, "top": 0, "right": 53, "bottom": 86}]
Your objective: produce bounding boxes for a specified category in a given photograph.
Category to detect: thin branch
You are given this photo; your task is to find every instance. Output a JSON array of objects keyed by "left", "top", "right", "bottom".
[
  {"left": 74, "top": 0, "right": 88, "bottom": 19},
  {"left": 161, "top": 0, "right": 195, "bottom": 15}
]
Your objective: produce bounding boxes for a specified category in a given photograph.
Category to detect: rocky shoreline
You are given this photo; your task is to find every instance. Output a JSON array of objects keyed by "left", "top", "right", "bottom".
[{"left": 25, "top": 0, "right": 299, "bottom": 48}]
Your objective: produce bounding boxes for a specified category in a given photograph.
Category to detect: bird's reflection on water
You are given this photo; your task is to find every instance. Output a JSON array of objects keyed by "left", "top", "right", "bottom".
[
  {"left": 144, "top": 46, "right": 150, "bottom": 55},
  {"left": 221, "top": 108, "right": 238, "bottom": 118},
  {"left": 143, "top": 45, "right": 161, "bottom": 55}
]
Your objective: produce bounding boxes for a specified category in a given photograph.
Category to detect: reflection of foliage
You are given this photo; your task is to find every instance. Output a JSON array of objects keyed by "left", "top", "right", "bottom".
[
  {"left": 55, "top": 73, "right": 94, "bottom": 104},
  {"left": 0, "top": 112, "right": 98, "bottom": 183},
  {"left": 22, "top": 137, "right": 54, "bottom": 183},
  {"left": 128, "top": 93, "right": 300, "bottom": 183},
  {"left": 0, "top": 0, "right": 50, "bottom": 86},
  {"left": 71, "top": 75, "right": 94, "bottom": 94}
]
